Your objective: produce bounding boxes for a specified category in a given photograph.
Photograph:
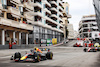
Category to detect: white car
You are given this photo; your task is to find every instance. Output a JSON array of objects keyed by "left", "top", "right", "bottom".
[{"left": 73, "top": 40, "right": 84, "bottom": 47}]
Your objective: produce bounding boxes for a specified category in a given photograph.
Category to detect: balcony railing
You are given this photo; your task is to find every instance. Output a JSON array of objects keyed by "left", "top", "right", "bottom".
[
  {"left": 43, "top": 0, "right": 51, "bottom": 7},
  {"left": 24, "top": 12, "right": 33, "bottom": 21},
  {"left": 10, "top": 0, "right": 21, "bottom": 4},
  {"left": 50, "top": 1, "right": 57, "bottom": 6},
  {"left": 8, "top": 6, "right": 21, "bottom": 16},
  {"left": 33, "top": 2, "right": 42, "bottom": 8},
  {"left": 59, "top": 6, "right": 63, "bottom": 11},
  {"left": 44, "top": 8, "right": 51, "bottom": 14},
  {"left": 0, "top": 17, "right": 33, "bottom": 30},
  {"left": 24, "top": 2, "right": 33, "bottom": 10}
]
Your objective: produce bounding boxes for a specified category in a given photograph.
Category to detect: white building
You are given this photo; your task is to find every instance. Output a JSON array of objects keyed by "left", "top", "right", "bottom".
[
  {"left": 32, "top": 0, "right": 64, "bottom": 44},
  {"left": 67, "top": 24, "right": 75, "bottom": 39},
  {"left": 0, "top": 0, "right": 64, "bottom": 49},
  {"left": 74, "top": 31, "right": 78, "bottom": 39},
  {"left": 79, "top": 15, "right": 100, "bottom": 40}
]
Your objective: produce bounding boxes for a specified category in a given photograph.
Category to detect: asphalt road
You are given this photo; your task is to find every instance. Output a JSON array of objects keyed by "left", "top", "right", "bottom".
[
  {"left": 0, "top": 40, "right": 100, "bottom": 67},
  {"left": 62, "top": 40, "right": 77, "bottom": 47}
]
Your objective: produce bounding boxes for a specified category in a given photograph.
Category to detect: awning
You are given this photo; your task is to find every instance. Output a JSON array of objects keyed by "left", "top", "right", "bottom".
[{"left": 11, "top": 14, "right": 20, "bottom": 19}]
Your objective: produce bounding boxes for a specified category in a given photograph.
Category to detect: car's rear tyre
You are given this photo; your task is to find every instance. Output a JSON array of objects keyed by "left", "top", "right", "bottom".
[
  {"left": 35, "top": 53, "right": 40, "bottom": 62},
  {"left": 84, "top": 48, "right": 87, "bottom": 52},
  {"left": 46, "top": 52, "right": 53, "bottom": 59}
]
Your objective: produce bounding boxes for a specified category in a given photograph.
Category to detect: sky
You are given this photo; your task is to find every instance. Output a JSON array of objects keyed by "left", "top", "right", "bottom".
[{"left": 63, "top": 0, "right": 95, "bottom": 31}]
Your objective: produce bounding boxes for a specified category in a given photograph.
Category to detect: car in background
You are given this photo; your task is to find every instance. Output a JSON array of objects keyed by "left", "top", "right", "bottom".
[
  {"left": 83, "top": 47, "right": 97, "bottom": 52},
  {"left": 84, "top": 40, "right": 92, "bottom": 47},
  {"left": 94, "top": 43, "right": 100, "bottom": 47},
  {"left": 73, "top": 40, "right": 84, "bottom": 47}
]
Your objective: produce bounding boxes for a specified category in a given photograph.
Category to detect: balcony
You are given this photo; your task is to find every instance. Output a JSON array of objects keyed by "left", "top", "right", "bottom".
[
  {"left": 59, "top": 0, "right": 63, "bottom": 6},
  {"left": 24, "top": 12, "right": 33, "bottom": 24},
  {"left": 20, "top": 23, "right": 33, "bottom": 30},
  {"left": 33, "top": 2, "right": 42, "bottom": 8},
  {"left": 82, "top": 17, "right": 96, "bottom": 21},
  {"left": 51, "top": 14, "right": 58, "bottom": 19},
  {"left": 44, "top": 8, "right": 51, "bottom": 14},
  {"left": 59, "top": 6, "right": 63, "bottom": 12},
  {"left": 45, "top": 16, "right": 58, "bottom": 25},
  {"left": 59, "top": 18, "right": 63, "bottom": 22},
  {"left": 33, "top": 20, "right": 44, "bottom": 27},
  {"left": 33, "top": 12, "right": 42, "bottom": 17},
  {"left": 53, "top": 28, "right": 63, "bottom": 33},
  {"left": 8, "top": 6, "right": 21, "bottom": 17},
  {"left": 50, "top": 1, "right": 57, "bottom": 6},
  {"left": 43, "top": 0, "right": 51, "bottom": 7},
  {"left": 24, "top": 12, "right": 33, "bottom": 20},
  {"left": 59, "top": 12, "right": 63, "bottom": 17},
  {"left": 10, "top": 0, "right": 21, "bottom": 4},
  {"left": 0, "top": 17, "right": 33, "bottom": 30},
  {"left": 59, "top": 24, "right": 63, "bottom": 28},
  {"left": 24, "top": 2, "right": 33, "bottom": 11},
  {"left": 45, "top": 24, "right": 53, "bottom": 29},
  {"left": 51, "top": 8, "right": 58, "bottom": 12}
]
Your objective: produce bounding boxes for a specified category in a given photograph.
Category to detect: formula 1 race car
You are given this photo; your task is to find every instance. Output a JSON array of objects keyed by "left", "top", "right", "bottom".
[
  {"left": 10, "top": 47, "right": 53, "bottom": 62},
  {"left": 73, "top": 40, "right": 83, "bottom": 47},
  {"left": 83, "top": 47, "right": 97, "bottom": 52}
]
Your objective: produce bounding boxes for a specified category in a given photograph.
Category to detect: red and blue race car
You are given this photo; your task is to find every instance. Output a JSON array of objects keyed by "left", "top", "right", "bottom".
[{"left": 10, "top": 47, "right": 53, "bottom": 62}]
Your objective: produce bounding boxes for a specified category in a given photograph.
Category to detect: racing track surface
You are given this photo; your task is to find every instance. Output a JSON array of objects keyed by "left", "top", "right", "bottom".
[
  {"left": 62, "top": 40, "right": 77, "bottom": 47},
  {"left": 0, "top": 46, "right": 100, "bottom": 67}
]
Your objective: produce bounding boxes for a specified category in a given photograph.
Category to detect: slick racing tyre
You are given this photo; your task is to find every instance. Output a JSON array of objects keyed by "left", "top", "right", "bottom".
[
  {"left": 14, "top": 52, "right": 21, "bottom": 62},
  {"left": 84, "top": 48, "right": 87, "bottom": 52},
  {"left": 35, "top": 53, "right": 40, "bottom": 62},
  {"left": 46, "top": 52, "right": 53, "bottom": 59}
]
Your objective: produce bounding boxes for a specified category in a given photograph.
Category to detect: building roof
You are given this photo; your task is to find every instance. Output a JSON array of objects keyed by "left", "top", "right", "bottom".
[{"left": 83, "top": 15, "right": 96, "bottom": 18}]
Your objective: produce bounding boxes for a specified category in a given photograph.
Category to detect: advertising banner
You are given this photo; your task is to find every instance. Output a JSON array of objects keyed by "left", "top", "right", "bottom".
[
  {"left": 40, "top": 39, "right": 47, "bottom": 47},
  {"left": 52, "top": 38, "right": 57, "bottom": 45},
  {"left": 47, "top": 39, "right": 52, "bottom": 46}
]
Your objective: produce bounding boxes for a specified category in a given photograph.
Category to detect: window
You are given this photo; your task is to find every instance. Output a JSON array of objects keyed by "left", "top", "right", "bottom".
[
  {"left": 19, "top": 6, "right": 23, "bottom": 12},
  {"left": 1, "top": 0, "right": 7, "bottom": 5},
  {"left": 66, "top": 6, "right": 68, "bottom": 14}
]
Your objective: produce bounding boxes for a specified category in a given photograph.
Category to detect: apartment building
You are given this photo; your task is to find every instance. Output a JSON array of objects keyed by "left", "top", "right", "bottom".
[
  {"left": 31, "top": 0, "right": 64, "bottom": 44},
  {"left": 79, "top": 15, "right": 100, "bottom": 41},
  {"left": 74, "top": 31, "right": 78, "bottom": 39},
  {"left": 93, "top": 0, "right": 100, "bottom": 32},
  {"left": 61, "top": 2, "right": 71, "bottom": 39},
  {"left": 0, "top": 0, "right": 64, "bottom": 48},
  {"left": 0, "top": 0, "right": 34, "bottom": 49},
  {"left": 67, "top": 24, "right": 75, "bottom": 39}
]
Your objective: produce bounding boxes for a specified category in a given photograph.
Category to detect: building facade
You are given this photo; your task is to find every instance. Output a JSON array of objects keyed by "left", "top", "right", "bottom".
[
  {"left": 93, "top": 0, "right": 100, "bottom": 32},
  {"left": 67, "top": 23, "right": 75, "bottom": 39},
  {"left": 31, "top": 0, "right": 64, "bottom": 44},
  {"left": 0, "top": 0, "right": 34, "bottom": 49},
  {"left": 61, "top": 2, "right": 71, "bottom": 39},
  {"left": 74, "top": 31, "right": 78, "bottom": 39},
  {"left": 0, "top": 0, "right": 64, "bottom": 48},
  {"left": 79, "top": 15, "right": 100, "bottom": 40}
]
